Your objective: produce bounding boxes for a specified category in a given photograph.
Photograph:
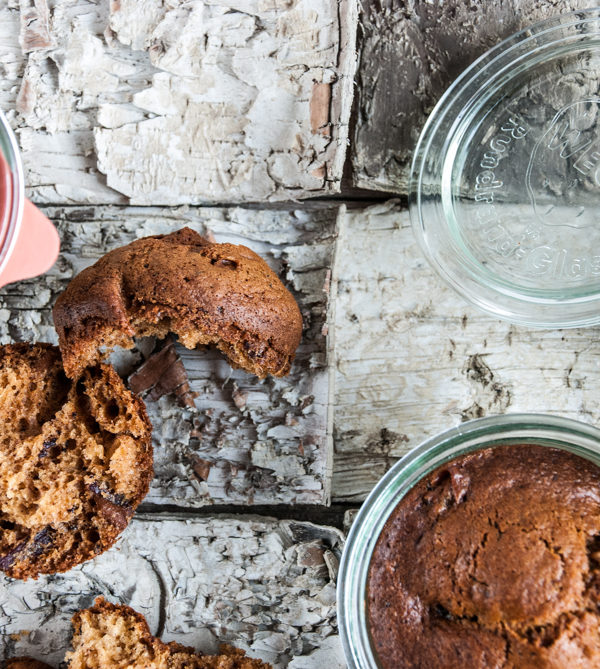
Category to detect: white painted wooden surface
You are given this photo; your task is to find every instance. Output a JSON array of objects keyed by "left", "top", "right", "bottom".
[
  {"left": 0, "top": 514, "right": 344, "bottom": 668},
  {"left": 1, "top": 0, "right": 357, "bottom": 204},
  {"left": 351, "top": 0, "right": 600, "bottom": 194},
  {"left": 332, "top": 201, "right": 600, "bottom": 501},
  {"left": 5, "top": 1, "right": 600, "bottom": 666}
]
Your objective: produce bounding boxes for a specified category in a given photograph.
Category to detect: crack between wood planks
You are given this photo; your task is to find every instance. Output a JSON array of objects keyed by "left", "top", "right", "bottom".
[{"left": 136, "top": 502, "right": 356, "bottom": 530}]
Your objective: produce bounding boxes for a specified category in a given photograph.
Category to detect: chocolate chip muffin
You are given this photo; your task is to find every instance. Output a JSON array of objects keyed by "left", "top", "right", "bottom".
[
  {"left": 67, "top": 597, "right": 271, "bottom": 668},
  {"left": 368, "top": 445, "right": 600, "bottom": 668},
  {"left": 53, "top": 228, "right": 303, "bottom": 380},
  {"left": 0, "top": 343, "right": 152, "bottom": 580}
]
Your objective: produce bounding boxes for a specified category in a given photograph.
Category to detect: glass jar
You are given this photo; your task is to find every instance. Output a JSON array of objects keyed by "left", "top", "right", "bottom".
[
  {"left": 409, "top": 9, "right": 600, "bottom": 328},
  {"left": 0, "top": 110, "right": 59, "bottom": 289},
  {"left": 337, "top": 413, "right": 600, "bottom": 669}
]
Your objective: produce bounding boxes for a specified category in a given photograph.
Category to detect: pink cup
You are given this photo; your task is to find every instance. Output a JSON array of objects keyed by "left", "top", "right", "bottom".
[{"left": 0, "top": 111, "right": 59, "bottom": 289}]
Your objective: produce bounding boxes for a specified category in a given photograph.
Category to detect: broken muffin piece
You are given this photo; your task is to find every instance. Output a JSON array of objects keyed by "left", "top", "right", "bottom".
[
  {"left": 66, "top": 597, "right": 271, "bottom": 669},
  {"left": 53, "top": 228, "right": 303, "bottom": 380},
  {"left": 0, "top": 343, "right": 152, "bottom": 580}
]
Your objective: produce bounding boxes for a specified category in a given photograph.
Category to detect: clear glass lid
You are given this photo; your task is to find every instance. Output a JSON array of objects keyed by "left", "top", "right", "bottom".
[{"left": 410, "top": 10, "right": 600, "bottom": 327}]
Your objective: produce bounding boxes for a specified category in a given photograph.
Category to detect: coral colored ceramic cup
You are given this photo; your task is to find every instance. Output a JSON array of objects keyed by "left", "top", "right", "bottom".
[{"left": 0, "top": 110, "right": 59, "bottom": 289}]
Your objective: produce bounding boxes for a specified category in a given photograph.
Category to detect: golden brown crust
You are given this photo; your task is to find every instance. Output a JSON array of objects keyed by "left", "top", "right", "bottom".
[
  {"left": 53, "top": 228, "right": 303, "bottom": 379},
  {"left": 368, "top": 445, "right": 600, "bottom": 669},
  {"left": 3, "top": 660, "right": 53, "bottom": 669},
  {"left": 66, "top": 597, "right": 271, "bottom": 669},
  {"left": 167, "top": 643, "right": 272, "bottom": 669},
  {"left": 0, "top": 343, "right": 153, "bottom": 580}
]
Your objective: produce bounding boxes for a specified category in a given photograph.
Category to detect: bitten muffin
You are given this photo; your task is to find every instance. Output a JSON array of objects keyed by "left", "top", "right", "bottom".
[
  {"left": 66, "top": 597, "right": 271, "bottom": 668},
  {"left": 368, "top": 445, "right": 600, "bottom": 668},
  {"left": 3, "top": 660, "right": 53, "bottom": 669},
  {"left": 0, "top": 343, "right": 152, "bottom": 580},
  {"left": 53, "top": 228, "right": 303, "bottom": 380}
]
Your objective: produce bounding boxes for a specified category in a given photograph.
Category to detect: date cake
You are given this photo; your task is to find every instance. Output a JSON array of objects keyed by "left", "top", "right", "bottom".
[
  {"left": 0, "top": 343, "right": 152, "bottom": 580},
  {"left": 368, "top": 444, "right": 600, "bottom": 668},
  {"left": 53, "top": 228, "right": 302, "bottom": 380}
]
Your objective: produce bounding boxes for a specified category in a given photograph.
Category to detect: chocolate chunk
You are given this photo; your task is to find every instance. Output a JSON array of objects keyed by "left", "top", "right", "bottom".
[
  {"left": 94, "top": 496, "right": 131, "bottom": 532},
  {"left": 210, "top": 257, "right": 238, "bottom": 269},
  {"left": 192, "top": 457, "right": 212, "bottom": 482},
  {"left": 30, "top": 527, "right": 54, "bottom": 557},
  {"left": 88, "top": 482, "right": 129, "bottom": 508},
  {"left": 89, "top": 483, "right": 132, "bottom": 532},
  {"left": 38, "top": 438, "right": 57, "bottom": 459},
  {"left": 128, "top": 337, "right": 197, "bottom": 408},
  {"left": 0, "top": 539, "right": 27, "bottom": 570}
]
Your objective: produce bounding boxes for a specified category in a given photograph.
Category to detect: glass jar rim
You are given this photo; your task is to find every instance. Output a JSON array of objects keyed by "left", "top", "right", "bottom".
[
  {"left": 408, "top": 8, "right": 600, "bottom": 328},
  {"left": 337, "top": 413, "right": 600, "bottom": 669},
  {"left": 0, "top": 110, "right": 24, "bottom": 276}
]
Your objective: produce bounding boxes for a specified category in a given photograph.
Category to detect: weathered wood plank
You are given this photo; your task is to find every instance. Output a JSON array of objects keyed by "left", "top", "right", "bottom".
[
  {"left": 0, "top": 204, "right": 337, "bottom": 506},
  {"left": 352, "top": 0, "right": 599, "bottom": 194},
  {"left": 0, "top": 2, "right": 24, "bottom": 114},
  {"left": 0, "top": 514, "right": 344, "bottom": 668},
  {"left": 332, "top": 201, "right": 600, "bottom": 502},
  {"left": 9, "top": 0, "right": 358, "bottom": 205}
]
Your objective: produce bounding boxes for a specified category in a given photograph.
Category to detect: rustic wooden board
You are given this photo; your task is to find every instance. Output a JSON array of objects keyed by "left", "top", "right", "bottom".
[
  {"left": 0, "top": 514, "right": 345, "bottom": 668},
  {"left": 0, "top": 204, "right": 337, "bottom": 506},
  {"left": 0, "top": 2, "right": 23, "bottom": 115},
  {"left": 332, "top": 201, "right": 600, "bottom": 502},
  {"left": 7, "top": 0, "right": 358, "bottom": 205},
  {"left": 352, "top": 0, "right": 600, "bottom": 194}
]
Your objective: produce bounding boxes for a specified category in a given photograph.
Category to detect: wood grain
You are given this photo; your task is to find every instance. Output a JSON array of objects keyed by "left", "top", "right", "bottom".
[
  {"left": 0, "top": 204, "right": 337, "bottom": 507},
  {"left": 332, "top": 201, "right": 600, "bottom": 502},
  {"left": 352, "top": 0, "right": 600, "bottom": 194},
  {"left": 7, "top": 0, "right": 358, "bottom": 205},
  {"left": 0, "top": 2, "right": 24, "bottom": 115},
  {"left": 0, "top": 514, "right": 344, "bottom": 668}
]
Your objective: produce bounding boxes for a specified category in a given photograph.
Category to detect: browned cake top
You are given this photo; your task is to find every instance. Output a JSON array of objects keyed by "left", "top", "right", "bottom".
[
  {"left": 3, "top": 660, "right": 53, "bottom": 669},
  {"left": 53, "top": 228, "right": 303, "bottom": 379},
  {"left": 0, "top": 343, "right": 152, "bottom": 580},
  {"left": 368, "top": 444, "right": 600, "bottom": 669},
  {"left": 67, "top": 597, "right": 272, "bottom": 669}
]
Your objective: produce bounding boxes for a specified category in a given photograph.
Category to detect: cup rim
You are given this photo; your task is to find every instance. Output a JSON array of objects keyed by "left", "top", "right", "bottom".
[
  {"left": 337, "top": 413, "right": 600, "bottom": 669},
  {"left": 0, "top": 110, "right": 24, "bottom": 277}
]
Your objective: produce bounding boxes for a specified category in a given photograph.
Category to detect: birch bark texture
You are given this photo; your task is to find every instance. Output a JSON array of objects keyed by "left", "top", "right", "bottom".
[
  {"left": 352, "top": 0, "right": 600, "bottom": 194},
  {"left": 0, "top": 204, "right": 337, "bottom": 506},
  {"left": 0, "top": 515, "right": 344, "bottom": 669},
  {"left": 332, "top": 201, "right": 600, "bottom": 501},
  {"left": 4, "top": 0, "right": 358, "bottom": 204}
]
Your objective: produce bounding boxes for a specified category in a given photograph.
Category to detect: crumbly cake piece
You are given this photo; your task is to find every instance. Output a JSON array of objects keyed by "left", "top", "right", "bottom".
[
  {"left": 0, "top": 343, "right": 152, "bottom": 580},
  {"left": 66, "top": 597, "right": 271, "bottom": 669},
  {"left": 3, "top": 660, "right": 53, "bottom": 669},
  {"left": 53, "top": 228, "right": 303, "bottom": 380},
  {"left": 368, "top": 445, "right": 600, "bottom": 668}
]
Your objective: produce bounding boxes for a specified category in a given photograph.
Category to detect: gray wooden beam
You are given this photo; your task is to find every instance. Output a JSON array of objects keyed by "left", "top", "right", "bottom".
[{"left": 352, "top": 0, "right": 599, "bottom": 194}]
